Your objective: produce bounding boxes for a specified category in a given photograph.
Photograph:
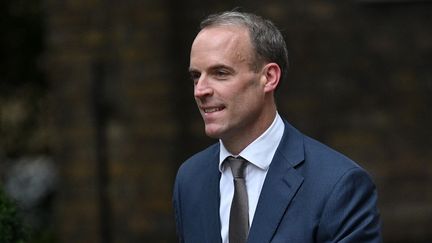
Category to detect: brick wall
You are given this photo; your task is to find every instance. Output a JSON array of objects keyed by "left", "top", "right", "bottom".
[{"left": 44, "top": 0, "right": 176, "bottom": 242}]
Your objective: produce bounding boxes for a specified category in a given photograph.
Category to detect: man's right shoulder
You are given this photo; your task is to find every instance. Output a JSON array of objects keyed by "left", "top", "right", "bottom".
[{"left": 177, "top": 142, "right": 220, "bottom": 176}]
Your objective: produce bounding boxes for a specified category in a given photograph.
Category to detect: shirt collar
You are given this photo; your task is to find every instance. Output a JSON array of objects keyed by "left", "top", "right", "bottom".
[{"left": 219, "top": 112, "right": 285, "bottom": 172}]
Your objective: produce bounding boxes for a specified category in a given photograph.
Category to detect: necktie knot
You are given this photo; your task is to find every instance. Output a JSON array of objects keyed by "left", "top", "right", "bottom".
[{"left": 228, "top": 156, "right": 247, "bottom": 179}]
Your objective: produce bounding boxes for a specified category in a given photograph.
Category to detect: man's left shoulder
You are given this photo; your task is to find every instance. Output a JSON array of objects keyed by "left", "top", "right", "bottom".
[{"left": 301, "top": 134, "right": 372, "bottom": 180}]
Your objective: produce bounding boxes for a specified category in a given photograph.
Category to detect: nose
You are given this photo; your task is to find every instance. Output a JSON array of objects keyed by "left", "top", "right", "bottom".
[{"left": 194, "top": 76, "right": 213, "bottom": 98}]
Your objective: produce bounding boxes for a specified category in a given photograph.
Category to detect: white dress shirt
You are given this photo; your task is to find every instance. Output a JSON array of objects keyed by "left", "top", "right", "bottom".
[{"left": 218, "top": 113, "right": 285, "bottom": 243}]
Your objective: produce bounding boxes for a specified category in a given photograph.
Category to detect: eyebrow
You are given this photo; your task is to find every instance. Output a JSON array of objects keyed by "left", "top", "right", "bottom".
[
  {"left": 188, "top": 64, "right": 235, "bottom": 73},
  {"left": 209, "top": 64, "right": 234, "bottom": 73}
]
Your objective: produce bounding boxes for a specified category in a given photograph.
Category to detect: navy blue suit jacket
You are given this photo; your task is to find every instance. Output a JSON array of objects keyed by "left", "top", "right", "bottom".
[{"left": 173, "top": 120, "right": 382, "bottom": 242}]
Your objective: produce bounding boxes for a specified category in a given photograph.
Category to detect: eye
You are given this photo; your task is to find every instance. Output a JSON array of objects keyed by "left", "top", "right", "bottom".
[
  {"left": 213, "top": 68, "right": 231, "bottom": 79},
  {"left": 216, "top": 70, "right": 228, "bottom": 77}
]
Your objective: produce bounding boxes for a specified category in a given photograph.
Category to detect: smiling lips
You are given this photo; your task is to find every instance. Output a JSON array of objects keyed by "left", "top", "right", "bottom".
[{"left": 203, "top": 106, "right": 225, "bottom": 113}]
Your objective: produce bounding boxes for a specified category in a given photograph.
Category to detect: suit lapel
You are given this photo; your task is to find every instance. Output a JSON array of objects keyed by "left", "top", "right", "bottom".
[
  {"left": 248, "top": 121, "right": 305, "bottom": 243},
  {"left": 201, "top": 146, "right": 223, "bottom": 243}
]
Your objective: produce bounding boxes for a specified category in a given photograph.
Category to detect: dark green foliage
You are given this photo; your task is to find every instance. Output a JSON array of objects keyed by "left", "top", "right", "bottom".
[{"left": 0, "top": 187, "right": 27, "bottom": 243}]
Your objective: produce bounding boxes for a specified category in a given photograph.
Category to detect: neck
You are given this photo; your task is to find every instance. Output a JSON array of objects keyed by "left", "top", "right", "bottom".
[{"left": 223, "top": 107, "right": 277, "bottom": 155}]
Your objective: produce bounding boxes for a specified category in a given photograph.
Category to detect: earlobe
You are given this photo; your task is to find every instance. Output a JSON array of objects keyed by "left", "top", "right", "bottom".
[{"left": 263, "top": 63, "right": 281, "bottom": 93}]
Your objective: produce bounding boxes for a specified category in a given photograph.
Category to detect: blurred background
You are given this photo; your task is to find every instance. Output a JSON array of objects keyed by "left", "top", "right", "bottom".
[{"left": 0, "top": 0, "right": 431, "bottom": 242}]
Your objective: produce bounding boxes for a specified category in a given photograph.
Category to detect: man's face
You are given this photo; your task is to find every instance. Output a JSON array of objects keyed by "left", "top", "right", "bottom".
[{"left": 189, "top": 26, "right": 268, "bottom": 141}]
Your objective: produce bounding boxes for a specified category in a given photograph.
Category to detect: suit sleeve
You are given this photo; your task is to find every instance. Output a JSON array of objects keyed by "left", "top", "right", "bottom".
[
  {"left": 317, "top": 167, "right": 382, "bottom": 243},
  {"left": 173, "top": 171, "right": 185, "bottom": 243}
]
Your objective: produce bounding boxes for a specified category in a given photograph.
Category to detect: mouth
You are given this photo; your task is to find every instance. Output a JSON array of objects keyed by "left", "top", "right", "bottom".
[{"left": 201, "top": 106, "right": 225, "bottom": 114}]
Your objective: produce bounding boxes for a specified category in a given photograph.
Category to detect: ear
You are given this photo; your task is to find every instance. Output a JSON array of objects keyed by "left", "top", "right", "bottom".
[{"left": 262, "top": 63, "right": 281, "bottom": 93}]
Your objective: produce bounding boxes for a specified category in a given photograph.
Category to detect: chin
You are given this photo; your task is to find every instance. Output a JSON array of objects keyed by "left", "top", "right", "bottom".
[
  {"left": 204, "top": 126, "right": 223, "bottom": 139},
  {"left": 204, "top": 130, "right": 220, "bottom": 139}
]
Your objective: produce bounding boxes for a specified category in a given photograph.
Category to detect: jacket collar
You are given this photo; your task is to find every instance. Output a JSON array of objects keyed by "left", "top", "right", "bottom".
[
  {"left": 201, "top": 144, "right": 223, "bottom": 243},
  {"left": 247, "top": 120, "right": 305, "bottom": 242}
]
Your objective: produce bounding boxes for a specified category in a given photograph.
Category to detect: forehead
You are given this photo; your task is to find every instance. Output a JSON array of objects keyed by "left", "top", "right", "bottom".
[
  {"left": 194, "top": 25, "right": 250, "bottom": 43},
  {"left": 190, "top": 26, "right": 254, "bottom": 67}
]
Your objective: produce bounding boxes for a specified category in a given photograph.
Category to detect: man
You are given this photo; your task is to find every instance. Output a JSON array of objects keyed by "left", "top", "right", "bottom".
[{"left": 173, "top": 11, "right": 382, "bottom": 243}]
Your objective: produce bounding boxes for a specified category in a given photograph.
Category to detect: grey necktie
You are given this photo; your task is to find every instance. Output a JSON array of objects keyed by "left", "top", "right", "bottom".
[{"left": 228, "top": 156, "right": 249, "bottom": 243}]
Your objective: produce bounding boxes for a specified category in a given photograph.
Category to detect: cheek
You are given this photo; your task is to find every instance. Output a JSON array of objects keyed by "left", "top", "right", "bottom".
[
  {"left": 240, "top": 80, "right": 264, "bottom": 102},
  {"left": 231, "top": 90, "right": 263, "bottom": 116},
  {"left": 222, "top": 76, "right": 263, "bottom": 105}
]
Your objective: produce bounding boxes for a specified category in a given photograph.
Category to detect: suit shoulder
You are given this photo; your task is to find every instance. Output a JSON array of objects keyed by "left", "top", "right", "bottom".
[
  {"left": 301, "top": 135, "right": 370, "bottom": 178},
  {"left": 176, "top": 142, "right": 219, "bottom": 177},
  {"left": 294, "top": 134, "right": 377, "bottom": 209}
]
